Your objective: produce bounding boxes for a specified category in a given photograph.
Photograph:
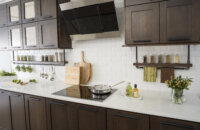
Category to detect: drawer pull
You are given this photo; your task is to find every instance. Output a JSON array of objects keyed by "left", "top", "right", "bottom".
[
  {"left": 51, "top": 101, "right": 65, "bottom": 106},
  {"left": 42, "top": 16, "right": 53, "bottom": 19},
  {"left": 168, "top": 38, "right": 190, "bottom": 41},
  {"left": 114, "top": 113, "right": 140, "bottom": 120},
  {"left": 161, "top": 122, "right": 194, "bottom": 129},
  {"left": 79, "top": 107, "right": 97, "bottom": 112},
  {"left": 133, "top": 40, "right": 152, "bottom": 43},
  {"left": 10, "top": 94, "right": 21, "bottom": 97},
  {"left": 29, "top": 97, "right": 41, "bottom": 101}
]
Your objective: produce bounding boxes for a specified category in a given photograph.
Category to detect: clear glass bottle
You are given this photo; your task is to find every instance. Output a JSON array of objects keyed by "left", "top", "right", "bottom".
[
  {"left": 133, "top": 84, "right": 139, "bottom": 98},
  {"left": 126, "top": 82, "right": 132, "bottom": 97}
]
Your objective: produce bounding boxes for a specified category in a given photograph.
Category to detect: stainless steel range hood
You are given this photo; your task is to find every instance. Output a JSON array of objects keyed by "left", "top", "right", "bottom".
[
  {"left": 0, "top": 0, "right": 12, "bottom": 4},
  {"left": 60, "top": 0, "right": 120, "bottom": 40}
]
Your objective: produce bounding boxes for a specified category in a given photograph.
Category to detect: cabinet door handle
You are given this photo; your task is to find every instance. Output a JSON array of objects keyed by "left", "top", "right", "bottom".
[
  {"left": 168, "top": 38, "right": 190, "bottom": 41},
  {"left": 43, "top": 45, "right": 55, "bottom": 47},
  {"left": 0, "top": 91, "right": 5, "bottom": 94},
  {"left": 51, "top": 101, "right": 65, "bottom": 106},
  {"left": 114, "top": 113, "right": 140, "bottom": 120},
  {"left": 29, "top": 97, "right": 41, "bottom": 101},
  {"left": 133, "top": 40, "right": 152, "bottom": 43},
  {"left": 79, "top": 107, "right": 98, "bottom": 112},
  {"left": 42, "top": 16, "right": 53, "bottom": 19},
  {"left": 10, "top": 93, "right": 21, "bottom": 97},
  {"left": 161, "top": 122, "right": 194, "bottom": 129},
  {"left": 26, "top": 18, "right": 35, "bottom": 22}
]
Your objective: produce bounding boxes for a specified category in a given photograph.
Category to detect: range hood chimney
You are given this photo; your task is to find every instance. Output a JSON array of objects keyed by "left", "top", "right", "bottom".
[
  {"left": 0, "top": 0, "right": 12, "bottom": 4},
  {"left": 60, "top": 0, "right": 119, "bottom": 40}
]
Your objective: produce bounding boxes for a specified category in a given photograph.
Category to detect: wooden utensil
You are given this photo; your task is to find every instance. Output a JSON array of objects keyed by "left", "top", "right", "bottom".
[
  {"left": 74, "top": 51, "right": 91, "bottom": 85},
  {"left": 65, "top": 66, "right": 80, "bottom": 85}
]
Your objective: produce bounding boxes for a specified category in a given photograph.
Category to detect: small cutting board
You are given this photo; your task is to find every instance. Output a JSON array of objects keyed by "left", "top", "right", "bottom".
[
  {"left": 65, "top": 66, "right": 80, "bottom": 85},
  {"left": 74, "top": 51, "right": 91, "bottom": 85}
]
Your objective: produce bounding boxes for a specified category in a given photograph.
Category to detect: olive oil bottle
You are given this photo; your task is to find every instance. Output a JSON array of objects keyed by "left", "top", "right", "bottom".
[{"left": 126, "top": 82, "right": 132, "bottom": 97}]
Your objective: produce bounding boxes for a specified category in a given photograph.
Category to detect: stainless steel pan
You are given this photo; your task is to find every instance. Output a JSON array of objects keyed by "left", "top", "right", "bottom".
[{"left": 88, "top": 81, "right": 125, "bottom": 95}]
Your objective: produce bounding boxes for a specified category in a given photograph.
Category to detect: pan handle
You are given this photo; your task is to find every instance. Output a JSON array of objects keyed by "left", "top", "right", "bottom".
[{"left": 111, "top": 81, "right": 125, "bottom": 88}]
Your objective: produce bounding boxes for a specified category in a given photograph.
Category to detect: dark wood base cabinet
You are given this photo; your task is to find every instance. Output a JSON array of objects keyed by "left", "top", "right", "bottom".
[
  {"left": 0, "top": 90, "right": 200, "bottom": 130},
  {"left": 107, "top": 109, "right": 149, "bottom": 130},
  {"left": 0, "top": 90, "right": 26, "bottom": 130},
  {"left": 25, "top": 95, "right": 48, "bottom": 130},
  {"left": 151, "top": 116, "right": 200, "bottom": 130}
]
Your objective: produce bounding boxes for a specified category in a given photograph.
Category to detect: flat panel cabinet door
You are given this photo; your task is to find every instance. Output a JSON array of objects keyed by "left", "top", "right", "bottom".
[
  {"left": 46, "top": 99, "right": 68, "bottom": 130},
  {"left": 25, "top": 95, "right": 48, "bottom": 130},
  {"left": 39, "top": 19, "right": 58, "bottom": 48},
  {"left": 150, "top": 116, "right": 200, "bottom": 130},
  {"left": 0, "top": 4, "right": 7, "bottom": 27},
  {"left": 78, "top": 105, "right": 106, "bottom": 130},
  {"left": 160, "top": 0, "right": 200, "bottom": 43},
  {"left": 21, "top": 0, "right": 38, "bottom": 23},
  {"left": 38, "top": 0, "right": 57, "bottom": 20},
  {"left": 0, "top": 90, "right": 12, "bottom": 130},
  {"left": 125, "top": 3, "right": 159, "bottom": 45},
  {"left": 7, "top": 1, "right": 21, "bottom": 26},
  {"left": 9, "top": 25, "right": 23, "bottom": 49},
  {"left": 125, "top": 0, "right": 161, "bottom": 7},
  {"left": 9, "top": 92, "right": 27, "bottom": 130},
  {"left": 107, "top": 109, "right": 149, "bottom": 130},
  {"left": 0, "top": 27, "right": 9, "bottom": 50},
  {"left": 23, "top": 22, "right": 39, "bottom": 49}
]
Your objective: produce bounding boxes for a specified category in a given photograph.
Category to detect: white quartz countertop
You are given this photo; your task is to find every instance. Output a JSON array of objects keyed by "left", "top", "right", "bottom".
[{"left": 0, "top": 81, "right": 200, "bottom": 123}]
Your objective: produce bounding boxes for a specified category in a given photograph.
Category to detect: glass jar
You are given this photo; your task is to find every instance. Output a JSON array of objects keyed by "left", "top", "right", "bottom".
[{"left": 171, "top": 89, "right": 183, "bottom": 104}]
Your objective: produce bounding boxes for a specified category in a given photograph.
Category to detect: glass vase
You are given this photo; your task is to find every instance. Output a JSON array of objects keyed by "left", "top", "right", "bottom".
[{"left": 171, "top": 89, "right": 183, "bottom": 104}]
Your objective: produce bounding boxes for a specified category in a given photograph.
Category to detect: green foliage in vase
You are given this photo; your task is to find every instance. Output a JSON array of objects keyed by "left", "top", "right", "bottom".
[
  {"left": 165, "top": 76, "right": 192, "bottom": 90},
  {"left": 26, "top": 66, "right": 33, "bottom": 73}
]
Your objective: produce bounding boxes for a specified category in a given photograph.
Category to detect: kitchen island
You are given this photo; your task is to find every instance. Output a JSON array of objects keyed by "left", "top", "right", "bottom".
[{"left": 0, "top": 82, "right": 200, "bottom": 130}]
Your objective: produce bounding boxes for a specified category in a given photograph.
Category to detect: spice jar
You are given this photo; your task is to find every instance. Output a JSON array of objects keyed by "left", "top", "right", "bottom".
[
  {"left": 166, "top": 55, "right": 170, "bottom": 63},
  {"left": 151, "top": 55, "right": 155, "bottom": 63},
  {"left": 143, "top": 56, "right": 147, "bottom": 63},
  {"left": 158, "top": 55, "right": 162, "bottom": 63},
  {"left": 174, "top": 54, "right": 179, "bottom": 63}
]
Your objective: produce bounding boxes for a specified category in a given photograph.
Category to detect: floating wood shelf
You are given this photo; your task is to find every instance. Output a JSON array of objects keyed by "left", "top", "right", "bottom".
[
  {"left": 122, "top": 42, "right": 200, "bottom": 47},
  {"left": 133, "top": 63, "right": 192, "bottom": 69},
  {"left": 13, "top": 61, "right": 68, "bottom": 66}
]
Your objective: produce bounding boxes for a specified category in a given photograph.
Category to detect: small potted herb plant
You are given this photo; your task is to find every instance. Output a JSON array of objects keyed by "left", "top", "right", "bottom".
[{"left": 165, "top": 76, "right": 192, "bottom": 104}]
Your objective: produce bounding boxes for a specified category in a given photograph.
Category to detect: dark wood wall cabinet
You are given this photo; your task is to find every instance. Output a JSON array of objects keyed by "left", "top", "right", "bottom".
[
  {"left": 125, "top": 0, "right": 200, "bottom": 46},
  {"left": 0, "top": 89, "right": 200, "bottom": 130},
  {"left": 0, "top": 0, "right": 72, "bottom": 50}
]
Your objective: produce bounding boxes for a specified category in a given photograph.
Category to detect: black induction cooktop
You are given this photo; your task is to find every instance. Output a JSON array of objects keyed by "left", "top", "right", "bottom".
[{"left": 53, "top": 85, "right": 117, "bottom": 102}]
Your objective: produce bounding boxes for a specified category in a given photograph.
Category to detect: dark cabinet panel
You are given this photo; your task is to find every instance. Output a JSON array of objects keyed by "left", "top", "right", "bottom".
[
  {"left": 160, "top": 0, "right": 200, "bottom": 43},
  {"left": 107, "top": 109, "right": 149, "bottom": 130},
  {"left": 0, "top": 4, "right": 7, "bottom": 27},
  {"left": 21, "top": 0, "right": 38, "bottom": 23},
  {"left": 46, "top": 99, "right": 69, "bottom": 130},
  {"left": 78, "top": 105, "right": 106, "bottom": 130},
  {"left": 151, "top": 116, "right": 200, "bottom": 130},
  {"left": 0, "top": 90, "right": 12, "bottom": 130},
  {"left": 9, "top": 92, "right": 27, "bottom": 130},
  {"left": 38, "top": 19, "right": 58, "bottom": 48},
  {"left": 8, "top": 25, "right": 23, "bottom": 49},
  {"left": 0, "top": 27, "right": 9, "bottom": 50},
  {"left": 38, "top": 0, "right": 57, "bottom": 20},
  {"left": 25, "top": 95, "right": 48, "bottom": 130},
  {"left": 7, "top": 1, "right": 21, "bottom": 26},
  {"left": 125, "top": 3, "right": 159, "bottom": 44},
  {"left": 125, "top": 0, "right": 162, "bottom": 7},
  {"left": 23, "top": 22, "right": 39, "bottom": 49}
]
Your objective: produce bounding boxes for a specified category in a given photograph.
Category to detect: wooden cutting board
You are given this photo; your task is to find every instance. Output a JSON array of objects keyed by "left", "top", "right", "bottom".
[
  {"left": 65, "top": 66, "right": 80, "bottom": 85},
  {"left": 74, "top": 51, "right": 91, "bottom": 85},
  {"left": 161, "top": 68, "right": 174, "bottom": 83}
]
